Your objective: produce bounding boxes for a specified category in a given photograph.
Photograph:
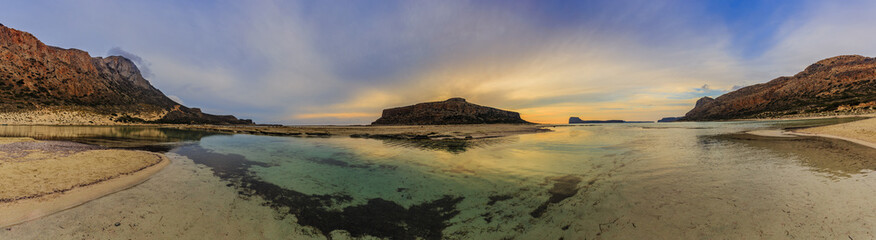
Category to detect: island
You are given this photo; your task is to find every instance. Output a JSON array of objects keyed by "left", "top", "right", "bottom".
[
  {"left": 569, "top": 117, "right": 653, "bottom": 124},
  {"left": 371, "top": 97, "right": 530, "bottom": 125},
  {"left": 657, "top": 117, "right": 683, "bottom": 122}
]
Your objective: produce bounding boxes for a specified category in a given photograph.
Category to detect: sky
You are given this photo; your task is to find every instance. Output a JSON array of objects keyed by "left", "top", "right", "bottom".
[{"left": 2, "top": 0, "right": 876, "bottom": 124}]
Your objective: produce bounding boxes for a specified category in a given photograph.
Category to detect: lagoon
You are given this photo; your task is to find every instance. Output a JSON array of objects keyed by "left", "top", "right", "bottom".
[{"left": 2, "top": 119, "right": 875, "bottom": 239}]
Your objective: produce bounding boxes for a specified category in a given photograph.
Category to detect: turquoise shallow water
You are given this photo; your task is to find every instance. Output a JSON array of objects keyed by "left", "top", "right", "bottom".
[{"left": 2, "top": 118, "right": 875, "bottom": 239}]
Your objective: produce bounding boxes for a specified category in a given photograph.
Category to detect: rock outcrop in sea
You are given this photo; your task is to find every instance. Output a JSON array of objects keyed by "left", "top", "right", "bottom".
[
  {"left": 371, "top": 98, "right": 529, "bottom": 125},
  {"left": 657, "top": 117, "right": 683, "bottom": 122},
  {"left": 0, "top": 24, "right": 252, "bottom": 124},
  {"left": 568, "top": 118, "right": 625, "bottom": 124},
  {"left": 683, "top": 55, "right": 876, "bottom": 120},
  {"left": 569, "top": 117, "right": 652, "bottom": 124}
]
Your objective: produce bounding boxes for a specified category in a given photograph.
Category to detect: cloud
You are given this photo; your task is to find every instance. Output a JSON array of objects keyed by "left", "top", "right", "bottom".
[
  {"left": 107, "top": 47, "right": 153, "bottom": 78},
  {"left": 756, "top": 0, "right": 876, "bottom": 76},
  {"left": 293, "top": 112, "right": 379, "bottom": 121},
  {"left": 4, "top": 0, "right": 875, "bottom": 124},
  {"left": 293, "top": 1, "right": 751, "bottom": 123},
  {"left": 167, "top": 95, "right": 184, "bottom": 105}
]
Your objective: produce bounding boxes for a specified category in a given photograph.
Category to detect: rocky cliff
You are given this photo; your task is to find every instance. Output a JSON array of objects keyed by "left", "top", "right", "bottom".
[
  {"left": 371, "top": 98, "right": 530, "bottom": 125},
  {"left": 683, "top": 55, "right": 876, "bottom": 120},
  {"left": 0, "top": 24, "right": 252, "bottom": 125}
]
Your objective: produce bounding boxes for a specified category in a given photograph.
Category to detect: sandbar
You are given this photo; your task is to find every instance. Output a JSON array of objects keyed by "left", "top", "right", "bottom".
[
  {"left": 791, "top": 117, "right": 876, "bottom": 149},
  {"left": 0, "top": 138, "right": 169, "bottom": 228}
]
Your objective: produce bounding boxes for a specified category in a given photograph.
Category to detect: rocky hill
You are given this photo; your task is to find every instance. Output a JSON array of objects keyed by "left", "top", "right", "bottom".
[
  {"left": 0, "top": 24, "right": 252, "bottom": 125},
  {"left": 683, "top": 55, "right": 876, "bottom": 120},
  {"left": 371, "top": 98, "right": 530, "bottom": 125},
  {"left": 569, "top": 117, "right": 586, "bottom": 124}
]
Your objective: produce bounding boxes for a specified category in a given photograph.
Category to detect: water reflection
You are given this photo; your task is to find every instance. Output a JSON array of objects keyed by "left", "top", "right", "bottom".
[
  {"left": 707, "top": 133, "right": 876, "bottom": 177},
  {"left": 377, "top": 137, "right": 513, "bottom": 153},
  {"left": 0, "top": 125, "right": 221, "bottom": 150}
]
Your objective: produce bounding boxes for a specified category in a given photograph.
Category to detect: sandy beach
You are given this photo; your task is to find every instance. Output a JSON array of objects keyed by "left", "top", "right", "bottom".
[
  {"left": 0, "top": 138, "right": 168, "bottom": 228},
  {"left": 792, "top": 117, "right": 876, "bottom": 148},
  {"left": 0, "top": 151, "right": 322, "bottom": 239}
]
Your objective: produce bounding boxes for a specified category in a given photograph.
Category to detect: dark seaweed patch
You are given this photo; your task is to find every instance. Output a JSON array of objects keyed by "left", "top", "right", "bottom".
[
  {"left": 172, "top": 144, "right": 272, "bottom": 179},
  {"left": 174, "top": 144, "right": 464, "bottom": 239},
  {"left": 377, "top": 138, "right": 509, "bottom": 154},
  {"left": 306, "top": 157, "right": 369, "bottom": 168},
  {"left": 119, "top": 144, "right": 178, "bottom": 153},
  {"left": 530, "top": 175, "right": 582, "bottom": 218},
  {"left": 487, "top": 194, "right": 513, "bottom": 206}
]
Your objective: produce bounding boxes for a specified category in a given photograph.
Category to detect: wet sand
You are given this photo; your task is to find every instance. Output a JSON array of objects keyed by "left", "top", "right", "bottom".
[
  {"left": 743, "top": 118, "right": 876, "bottom": 176},
  {"left": 0, "top": 152, "right": 322, "bottom": 239},
  {"left": 0, "top": 138, "right": 168, "bottom": 228}
]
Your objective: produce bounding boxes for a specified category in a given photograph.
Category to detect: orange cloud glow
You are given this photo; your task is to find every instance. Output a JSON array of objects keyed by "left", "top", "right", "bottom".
[{"left": 293, "top": 112, "right": 379, "bottom": 120}]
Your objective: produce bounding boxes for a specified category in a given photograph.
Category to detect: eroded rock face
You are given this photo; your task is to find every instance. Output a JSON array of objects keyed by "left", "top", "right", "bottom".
[
  {"left": 0, "top": 24, "right": 251, "bottom": 125},
  {"left": 693, "top": 97, "right": 714, "bottom": 109},
  {"left": 371, "top": 98, "right": 530, "bottom": 125},
  {"left": 683, "top": 55, "right": 876, "bottom": 120}
]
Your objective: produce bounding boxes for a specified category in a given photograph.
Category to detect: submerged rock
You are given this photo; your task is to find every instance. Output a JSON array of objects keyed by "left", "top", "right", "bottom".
[{"left": 530, "top": 175, "right": 582, "bottom": 218}]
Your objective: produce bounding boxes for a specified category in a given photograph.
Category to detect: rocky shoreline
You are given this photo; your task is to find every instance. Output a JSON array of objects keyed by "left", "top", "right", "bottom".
[{"left": 739, "top": 109, "right": 876, "bottom": 121}]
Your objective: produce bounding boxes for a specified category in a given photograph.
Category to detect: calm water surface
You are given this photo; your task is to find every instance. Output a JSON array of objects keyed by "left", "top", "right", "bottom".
[{"left": 2, "top": 118, "right": 875, "bottom": 239}]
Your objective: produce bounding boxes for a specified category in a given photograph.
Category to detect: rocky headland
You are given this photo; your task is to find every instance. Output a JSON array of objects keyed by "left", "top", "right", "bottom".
[
  {"left": 683, "top": 55, "right": 876, "bottom": 121},
  {"left": 371, "top": 97, "right": 530, "bottom": 125},
  {"left": 657, "top": 117, "right": 683, "bottom": 122},
  {"left": 0, "top": 24, "right": 251, "bottom": 125}
]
